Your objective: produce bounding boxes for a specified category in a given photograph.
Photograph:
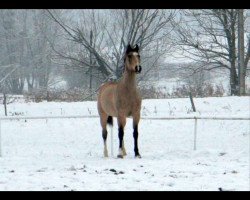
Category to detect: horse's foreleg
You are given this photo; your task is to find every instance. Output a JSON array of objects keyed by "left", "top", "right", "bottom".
[
  {"left": 133, "top": 125, "right": 141, "bottom": 158},
  {"left": 117, "top": 127, "right": 124, "bottom": 158},
  {"left": 133, "top": 114, "right": 141, "bottom": 158},
  {"left": 117, "top": 115, "right": 126, "bottom": 158}
]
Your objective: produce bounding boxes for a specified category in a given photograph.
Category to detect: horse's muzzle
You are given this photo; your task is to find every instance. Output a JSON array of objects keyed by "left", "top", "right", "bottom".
[{"left": 135, "top": 65, "right": 142, "bottom": 74}]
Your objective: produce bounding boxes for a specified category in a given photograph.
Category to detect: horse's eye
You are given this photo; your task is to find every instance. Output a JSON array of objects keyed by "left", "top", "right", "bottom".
[
  {"left": 137, "top": 55, "right": 140, "bottom": 58},
  {"left": 128, "top": 55, "right": 132, "bottom": 58}
]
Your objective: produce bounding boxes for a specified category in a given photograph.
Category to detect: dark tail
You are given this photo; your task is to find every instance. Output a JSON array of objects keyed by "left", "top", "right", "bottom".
[{"left": 107, "top": 116, "right": 113, "bottom": 126}]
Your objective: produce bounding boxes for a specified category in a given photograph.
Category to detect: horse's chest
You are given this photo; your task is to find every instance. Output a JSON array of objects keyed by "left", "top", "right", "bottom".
[
  {"left": 123, "top": 98, "right": 135, "bottom": 108},
  {"left": 118, "top": 95, "right": 140, "bottom": 115}
]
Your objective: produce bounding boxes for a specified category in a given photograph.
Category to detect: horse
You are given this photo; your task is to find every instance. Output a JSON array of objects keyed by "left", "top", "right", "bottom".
[{"left": 97, "top": 44, "right": 142, "bottom": 158}]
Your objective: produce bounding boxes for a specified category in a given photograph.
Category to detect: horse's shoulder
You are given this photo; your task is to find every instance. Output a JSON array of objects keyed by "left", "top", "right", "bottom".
[{"left": 99, "top": 82, "right": 117, "bottom": 92}]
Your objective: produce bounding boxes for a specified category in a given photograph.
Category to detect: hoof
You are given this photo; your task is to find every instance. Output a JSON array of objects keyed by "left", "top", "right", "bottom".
[
  {"left": 135, "top": 154, "right": 141, "bottom": 159},
  {"left": 104, "top": 153, "right": 108, "bottom": 158},
  {"left": 117, "top": 155, "right": 123, "bottom": 159}
]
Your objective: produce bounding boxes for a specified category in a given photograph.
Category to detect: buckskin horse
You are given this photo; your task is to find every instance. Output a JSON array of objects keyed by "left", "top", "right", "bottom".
[{"left": 97, "top": 44, "right": 142, "bottom": 158}]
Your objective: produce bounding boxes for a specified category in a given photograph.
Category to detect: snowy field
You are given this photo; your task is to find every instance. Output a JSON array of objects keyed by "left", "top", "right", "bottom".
[{"left": 0, "top": 96, "right": 249, "bottom": 191}]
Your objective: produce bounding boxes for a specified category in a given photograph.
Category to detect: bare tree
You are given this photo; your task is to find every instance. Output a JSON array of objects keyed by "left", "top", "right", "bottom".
[
  {"left": 0, "top": 9, "right": 62, "bottom": 95},
  {"left": 24, "top": 10, "right": 61, "bottom": 93},
  {"left": 171, "top": 9, "right": 250, "bottom": 95},
  {"left": 46, "top": 9, "right": 174, "bottom": 89},
  {"left": 0, "top": 10, "right": 25, "bottom": 94}
]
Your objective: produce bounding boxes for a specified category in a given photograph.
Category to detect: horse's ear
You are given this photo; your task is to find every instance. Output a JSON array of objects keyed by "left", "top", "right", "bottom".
[
  {"left": 134, "top": 44, "right": 139, "bottom": 52},
  {"left": 126, "top": 44, "right": 132, "bottom": 53}
]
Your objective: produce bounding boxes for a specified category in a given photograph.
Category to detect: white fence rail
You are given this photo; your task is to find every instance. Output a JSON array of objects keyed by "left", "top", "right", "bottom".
[{"left": 0, "top": 115, "right": 249, "bottom": 157}]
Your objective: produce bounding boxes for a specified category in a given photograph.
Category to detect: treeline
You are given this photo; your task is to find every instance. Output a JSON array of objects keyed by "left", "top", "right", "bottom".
[{"left": 0, "top": 9, "right": 249, "bottom": 98}]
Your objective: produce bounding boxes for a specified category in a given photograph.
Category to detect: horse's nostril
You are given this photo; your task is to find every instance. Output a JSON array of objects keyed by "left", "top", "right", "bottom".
[
  {"left": 135, "top": 66, "right": 141, "bottom": 74},
  {"left": 139, "top": 66, "right": 142, "bottom": 72},
  {"left": 135, "top": 66, "right": 139, "bottom": 72}
]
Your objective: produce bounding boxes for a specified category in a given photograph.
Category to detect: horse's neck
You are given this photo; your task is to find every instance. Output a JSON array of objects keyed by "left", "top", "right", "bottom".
[{"left": 121, "top": 70, "right": 137, "bottom": 90}]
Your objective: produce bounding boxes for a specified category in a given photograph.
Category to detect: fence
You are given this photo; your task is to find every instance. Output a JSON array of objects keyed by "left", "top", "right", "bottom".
[{"left": 0, "top": 115, "right": 249, "bottom": 157}]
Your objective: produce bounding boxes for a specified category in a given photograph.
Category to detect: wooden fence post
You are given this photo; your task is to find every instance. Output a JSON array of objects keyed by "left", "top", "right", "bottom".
[
  {"left": 194, "top": 117, "right": 197, "bottom": 150},
  {"left": 3, "top": 93, "right": 7, "bottom": 116},
  {"left": 189, "top": 92, "right": 196, "bottom": 112}
]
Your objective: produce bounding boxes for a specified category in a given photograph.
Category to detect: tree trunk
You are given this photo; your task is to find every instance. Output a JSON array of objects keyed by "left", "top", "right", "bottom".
[
  {"left": 238, "top": 9, "right": 245, "bottom": 95},
  {"left": 230, "top": 63, "right": 238, "bottom": 95},
  {"left": 89, "top": 30, "right": 93, "bottom": 100},
  {"left": 230, "top": 23, "right": 239, "bottom": 96}
]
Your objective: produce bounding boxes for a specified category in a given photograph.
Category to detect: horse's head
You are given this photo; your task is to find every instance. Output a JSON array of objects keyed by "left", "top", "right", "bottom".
[{"left": 124, "top": 44, "right": 142, "bottom": 74}]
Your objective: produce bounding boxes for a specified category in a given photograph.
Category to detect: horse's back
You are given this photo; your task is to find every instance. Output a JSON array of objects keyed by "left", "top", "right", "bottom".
[{"left": 97, "top": 82, "right": 118, "bottom": 117}]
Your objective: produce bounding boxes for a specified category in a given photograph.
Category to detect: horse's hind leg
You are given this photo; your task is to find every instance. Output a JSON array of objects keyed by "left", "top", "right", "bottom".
[
  {"left": 102, "top": 129, "right": 108, "bottom": 157},
  {"left": 100, "top": 114, "right": 109, "bottom": 157}
]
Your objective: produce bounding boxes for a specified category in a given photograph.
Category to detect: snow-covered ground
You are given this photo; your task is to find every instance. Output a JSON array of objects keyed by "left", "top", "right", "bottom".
[{"left": 0, "top": 96, "right": 249, "bottom": 191}]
